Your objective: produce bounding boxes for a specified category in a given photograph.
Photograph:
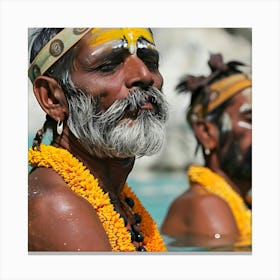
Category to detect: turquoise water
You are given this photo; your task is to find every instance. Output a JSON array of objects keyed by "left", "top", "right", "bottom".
[
  {"left": 127, "top": 172, "right": 187, "bottom": 228},
  {"left": 28, "top": 136, "right": 250, "bottom": 252}
]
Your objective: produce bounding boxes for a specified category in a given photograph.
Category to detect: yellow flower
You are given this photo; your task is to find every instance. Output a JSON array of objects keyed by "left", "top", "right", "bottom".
[{"left": 28, "top": 144, "right": 167, "bottom": 252}]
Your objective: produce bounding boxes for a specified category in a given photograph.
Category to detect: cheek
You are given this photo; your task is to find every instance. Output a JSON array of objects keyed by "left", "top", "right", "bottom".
[
  {"left": 72, "top": 74, "right": 126, "bottom": 110},
  {"left": 233, "top": 127, "right": 252, "bottom": 158},
  {"left": 239, "top": 132, "right": 252, "bottom": 153},
  {"left": 97, "top": 78, "right": 127, "bottom": 110}
]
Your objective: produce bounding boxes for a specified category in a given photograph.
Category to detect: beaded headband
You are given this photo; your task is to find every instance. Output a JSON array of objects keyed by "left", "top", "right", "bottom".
[
  {"left": 191, "top": 73, "right": 252, "bottom": 119},
  {"left": 28, "top": 28, "right": 91, "bottom": 83}
]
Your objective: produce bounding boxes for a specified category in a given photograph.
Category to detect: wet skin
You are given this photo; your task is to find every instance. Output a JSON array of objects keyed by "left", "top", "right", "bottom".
[
  {"left": 29, "top": 28, "right": 164, "bottom": 251},
  {"left": 70, "top": 28, "right": 163, "bottom": 111},
  {"left": 161, "top": 89, "right": 252, "bottom": 247}
]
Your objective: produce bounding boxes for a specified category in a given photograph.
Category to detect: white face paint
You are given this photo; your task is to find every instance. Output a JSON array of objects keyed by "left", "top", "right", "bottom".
[
  {"left": 238, "top": 121, "right": 252, "bottom": 130},
  {"left": 220, "top": 112, "right": 232, "bottom": 133},
  {"left": 238, "top": 88, "right": 252, "bottom": 130},
  {"left": 239, "top": 103, "right": 251, "bottom": 114}
]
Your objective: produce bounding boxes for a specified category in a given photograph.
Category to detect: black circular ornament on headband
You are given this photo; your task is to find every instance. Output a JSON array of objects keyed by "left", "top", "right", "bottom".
[
  {"left": 49, "top": 39, "right": 64, "bottom": 57},
  {"left": 73, "top": 28, "right": 89, "bottom": 35},
  {"left": 31, "top": 64, "right": 41, "bottom": 80}
]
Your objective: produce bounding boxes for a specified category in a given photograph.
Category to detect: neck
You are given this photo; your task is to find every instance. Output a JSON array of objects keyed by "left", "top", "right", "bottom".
[
  {"left": 228, "top": 176, "right": 251, "bottom": 198},
  {"left": 205, "top": 154, "right": 251, "bottom": 199},
  {"left": 52, "top": 127, "right": 135, "bottom": 197}
]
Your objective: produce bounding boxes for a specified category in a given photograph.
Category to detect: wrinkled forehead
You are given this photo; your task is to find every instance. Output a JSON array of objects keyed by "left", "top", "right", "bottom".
[{"left": 85, "top": 28, "right": 156, "bottom": 54}]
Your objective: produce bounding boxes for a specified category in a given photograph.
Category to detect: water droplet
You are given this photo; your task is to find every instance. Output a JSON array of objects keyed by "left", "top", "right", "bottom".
[{"left": 214, "top": 233, "right": 221, "bottom": 239}]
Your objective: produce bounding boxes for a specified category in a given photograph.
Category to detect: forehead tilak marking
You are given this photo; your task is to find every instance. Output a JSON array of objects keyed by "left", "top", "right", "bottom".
[{"left": 87, "top": 28, "right": 154, "bottom": 54}]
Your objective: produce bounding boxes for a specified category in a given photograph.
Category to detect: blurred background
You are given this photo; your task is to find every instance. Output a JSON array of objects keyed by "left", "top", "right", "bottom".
[{"left": 28, "top": 28, "right": 252, "bottom": 233}]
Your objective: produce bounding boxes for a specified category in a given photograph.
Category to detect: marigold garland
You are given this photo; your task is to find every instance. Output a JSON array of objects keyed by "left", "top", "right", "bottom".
[
  {"left": 28, "top": 144, "right": 167, "bottom": 252},
  {"left": 188, "top": 165, "right": 251, "bottom": 240}
]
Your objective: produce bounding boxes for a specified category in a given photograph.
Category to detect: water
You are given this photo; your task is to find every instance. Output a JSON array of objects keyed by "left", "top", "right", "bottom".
[
  {"left": 127, "top": 172, "right": 251, "bottom": 252},
  {"left": 27, "top": 136, "right": 251, "bottom": 252},
  {"left": 127, "top": 170, "right": 188, "bottom": 228}
]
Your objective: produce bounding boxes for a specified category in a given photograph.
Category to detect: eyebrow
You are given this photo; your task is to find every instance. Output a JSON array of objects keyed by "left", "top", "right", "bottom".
[
  {"left": 86, "top": 46, "right": 130, "bottom": 66},
  {"left": 103, "top": 47, "right": 130, "bottom": 60},
  {"left": 93, "top": 44, "right": 159, "bottom": 65}
]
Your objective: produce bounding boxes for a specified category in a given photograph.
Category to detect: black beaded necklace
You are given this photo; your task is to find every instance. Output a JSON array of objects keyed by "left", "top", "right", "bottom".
[
  {"left": 124, "top": 197, "right": 146, "bottom": 251},
  {"left": 111, "top": 194, "right": 147, "bottom": 251}
]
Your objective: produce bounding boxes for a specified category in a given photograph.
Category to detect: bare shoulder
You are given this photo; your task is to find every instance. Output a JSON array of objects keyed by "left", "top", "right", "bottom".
[
  {"left": 161, "top": 187, "right": 197, "bottom": 235},
  {"left": 162, "top": 184, "right": 206, "bottom": 216},
  {"left": 161, "top": 183, "right": 239, "bottom": 237},
  {"left": 28, "top": 168, "right": 111, "bottom": 251}
]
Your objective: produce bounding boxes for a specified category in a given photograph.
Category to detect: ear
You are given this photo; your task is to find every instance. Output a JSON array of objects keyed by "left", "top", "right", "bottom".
[
  {"left": 192, "top": 118, "right": 219, "bottom": 152},
  {"left": 33, "top": 76, "right": 68, "bottom": 122}
]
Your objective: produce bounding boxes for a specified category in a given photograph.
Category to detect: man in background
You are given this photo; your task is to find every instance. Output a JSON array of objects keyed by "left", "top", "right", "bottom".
[{"left": 161, "top": 53, "right": 252, "bottom": 249}]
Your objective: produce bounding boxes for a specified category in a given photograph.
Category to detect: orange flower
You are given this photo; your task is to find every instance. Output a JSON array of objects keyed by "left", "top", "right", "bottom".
[{"left": 28, "top": 144, "right": 167, "bottom": 252}]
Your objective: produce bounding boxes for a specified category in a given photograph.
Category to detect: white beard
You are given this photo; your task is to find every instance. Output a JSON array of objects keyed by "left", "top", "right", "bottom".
[{"left": 67, "top": 87, "right": 168, "bottom": 158}]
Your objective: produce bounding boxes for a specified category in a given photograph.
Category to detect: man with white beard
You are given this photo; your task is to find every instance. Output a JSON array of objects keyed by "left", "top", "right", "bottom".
[{"left": 28, "top": 28, "right": 168, "bottom": 252}]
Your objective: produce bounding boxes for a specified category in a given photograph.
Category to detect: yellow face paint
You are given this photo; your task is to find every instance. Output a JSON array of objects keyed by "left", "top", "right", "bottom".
[{"left": 87, "top": 28, "right": 155, "bottom": 54}]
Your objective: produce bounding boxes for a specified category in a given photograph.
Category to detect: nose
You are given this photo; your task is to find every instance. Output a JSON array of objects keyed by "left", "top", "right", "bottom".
[{"left": 124, "top": 55, "right": 154, "bottom": 89}]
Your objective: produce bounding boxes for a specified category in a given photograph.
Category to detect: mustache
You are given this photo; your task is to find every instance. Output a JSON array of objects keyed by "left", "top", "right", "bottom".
[{"left": 96, "top": 86, "right": 168, "bottom": 125}]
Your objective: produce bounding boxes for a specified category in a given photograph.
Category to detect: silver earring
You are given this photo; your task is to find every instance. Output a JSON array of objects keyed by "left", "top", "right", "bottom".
[
  {"left": 57, "top": 120, "right": 63, "bottom": 135},
  {"left": 204, "top": 148, "right": 211, "bottom": 155}
]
